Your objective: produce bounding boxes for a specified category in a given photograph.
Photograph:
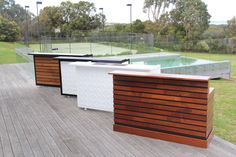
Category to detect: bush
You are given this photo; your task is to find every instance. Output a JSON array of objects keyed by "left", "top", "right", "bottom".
[
  {"left": 226, "top": 37, "right": 236, "bottom": 54},
  {"left": 0, "top": 16, "right": 20, "bottom": 41},
  {"left": 206, "top": 39, "right": 227, "bottom": 53},
  {"left": 195, "top": 41, "right": 210, "bottom": 52}
]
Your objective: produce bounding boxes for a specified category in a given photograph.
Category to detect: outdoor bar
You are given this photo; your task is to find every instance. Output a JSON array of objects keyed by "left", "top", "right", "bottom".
[
  {"left": 55, "top": 56, "right": 130, "bottom": 96},
  {"left": 71, "top": 62, "right": 160, "bottom": 112},
  {"left": 110, "top": 70, "right": 214, "bottom": 148},
  {"left": 28, "top": 53, "right": 92, "bottom": 87}
]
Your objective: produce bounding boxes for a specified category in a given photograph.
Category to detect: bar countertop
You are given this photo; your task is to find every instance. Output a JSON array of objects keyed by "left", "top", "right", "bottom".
[
  {"left": 28, "top": 52, "right": 93, "bottom": 57},
  {"left": 55, "top": 56, "right": 130, "bottom": 63}
]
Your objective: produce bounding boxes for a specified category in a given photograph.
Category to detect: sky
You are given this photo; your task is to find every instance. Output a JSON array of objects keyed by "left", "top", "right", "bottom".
[{"left": 15, "top": 0, "right": 236, "bottom": 24}]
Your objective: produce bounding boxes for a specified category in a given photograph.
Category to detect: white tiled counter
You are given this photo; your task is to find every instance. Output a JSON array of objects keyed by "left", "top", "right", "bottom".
[
  {"left": 56, "top": 56, "right": 129, "bottom": 96},
  {"left": 71, "top": 62, "right": 160, "bottom": 112}
]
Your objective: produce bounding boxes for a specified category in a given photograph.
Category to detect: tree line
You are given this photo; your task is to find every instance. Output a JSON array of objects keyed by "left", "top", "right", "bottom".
[
  {"left": 106, "top": 0, "right": 236, "bottom": 53},
  {"left": 0, "top": 0, "right": 105, "bottom": 41}
]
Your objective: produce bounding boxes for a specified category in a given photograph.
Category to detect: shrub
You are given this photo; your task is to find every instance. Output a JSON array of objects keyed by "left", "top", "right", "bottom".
[
  {"left": 195, "top": 41, "right": 210, "bottom": 52},
  {"left": 0, "top": 16, "right": 20, "bottom": 42},
  {"left": 227, "top": 37, "right": 236, "bottom": 54},
  {"left": 206, "top": 39, "right": 227, "bottom": 53}
]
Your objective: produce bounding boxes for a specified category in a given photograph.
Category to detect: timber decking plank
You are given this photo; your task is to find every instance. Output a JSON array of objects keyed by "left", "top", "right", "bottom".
[
  {"left": 0, "top": 105, "right": 15, "bottom": 157},
  {"left": 1, "top": 102, "right": 25, "bottom": 157},
  {"left": 7, "top": 100, "right": 38, "bottom": 157}
]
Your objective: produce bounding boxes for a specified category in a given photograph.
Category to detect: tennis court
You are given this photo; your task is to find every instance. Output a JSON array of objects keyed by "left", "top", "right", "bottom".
[{"left": 30, "top": 42, "right": 136, "bottom": 56}]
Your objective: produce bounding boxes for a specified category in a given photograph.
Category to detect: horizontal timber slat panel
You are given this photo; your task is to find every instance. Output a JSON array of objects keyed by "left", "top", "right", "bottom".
[
  {"left": 35, "top": 58, "right": 59, "bottom": 63},
  {"left": 114, "top": 85, "right": 207, "bottom": 99},
  {"left": 114, "top": 80, "right": 208, "bottom": 93},
  {"left": 115, "top": 118, "right": 206, "bottom": 138},
  {"left": 35, "top": 63, "right": 59, "bottom": 68},
  {"left": 112, "top": 72, "right": 214, "bottom": 148},
  {"left": 114, "top": 75, "right": 209, "bottom": 88},
  {"left": 36, "top": 71, "right": 60, "bottom": 76},
  {"left": 37, "top": 69, "right": 60, "bottom": 75},
  {"left": 36, "top": 67, "right": 59, "bottom": 71},
  {"left": 36, "top": 80, "right": 60, "bottom": 86},
  {"left": 36, "top": 75, "right": 60, "bottom": 80},
  {"left": 113, "top": 124, "right": 212, "bottom": 148},
  {"left": 34, "top": 56, "right": 61, "bottom": 86},
  {"left": 34, "top": 56, "right": 58, "bottom": 61},
  {"left": 115, "top": 95, "right": 207, "bottom": 110},
  {"left": 114, "top": 109, "right": 207, "bottom": 127},
  {"left": 114, "top": 105, "right": 206, "bottom": 121},
  {"left": 114, "top": 99, "right": 207, "bottom": 115},
  {"left": 114, "top": 113, "right": 206, "bottom": 132},
  {"left": 37, "top": 78, "right": 60, "bottom": 83},
  {"left": 114, "top": 90, "right": 207, "bottom": 104},
  {"left": 36, "top": 78, "right": 60, "bottom": 83}
]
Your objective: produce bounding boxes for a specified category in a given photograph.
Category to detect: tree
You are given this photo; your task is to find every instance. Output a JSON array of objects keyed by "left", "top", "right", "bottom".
[
  {"left": 0, "top": 0, "right": 29, "bottom": 25},
  {"left": 202, "top": 25, "right": 226, "bottom": 39},
  {"left": 170, "top": 0, "right": 211, "bottom": 41},
  {"left": 225, "top": 16, "right": 236, "bottom": 37},
  {"left": 36, "top": 1, "right": 105, "bottom": 36},
  {"left": 0, "top": 0, "right": 32, "bottom": 39},
  {"left": 143, "top": 0, "right": 176, "bottom": 21},
  {"left": 112, "top": 24, "right": 126, "bottom": 32},
  {"left": 0, "top": 16, "right": 20, "bottom": 41},
  {"left": 60, "top": 1, "right": 104, "bottom": 35},
  {"left": 39, "top": 6, "right": 63, "bottom": 34},
  {"left": 132, "top": 19, "right": 145, "bottom": 33}
]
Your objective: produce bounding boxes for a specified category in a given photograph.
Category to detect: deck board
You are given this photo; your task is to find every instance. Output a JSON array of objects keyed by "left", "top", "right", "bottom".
[{"left": 0, "top": 63, "right": 236, "bottom": 157}]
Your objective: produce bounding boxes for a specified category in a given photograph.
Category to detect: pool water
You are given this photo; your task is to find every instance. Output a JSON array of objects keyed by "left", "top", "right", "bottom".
[{"left": 131, "top": 56, "right": 212, "bottom": 68}]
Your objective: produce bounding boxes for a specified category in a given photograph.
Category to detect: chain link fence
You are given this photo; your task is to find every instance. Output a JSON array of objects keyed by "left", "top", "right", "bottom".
[
  {"left": 29, "top": 32, "right": 155, "bottom": 56},
  {"left": 155, "top": 35, "right": 236, "bottom": 54}
]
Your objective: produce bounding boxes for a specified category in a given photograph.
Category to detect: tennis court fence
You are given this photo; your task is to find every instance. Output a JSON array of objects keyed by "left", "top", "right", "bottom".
[{"left": 38, "top": 32, "right": 154, "bottom": 55}]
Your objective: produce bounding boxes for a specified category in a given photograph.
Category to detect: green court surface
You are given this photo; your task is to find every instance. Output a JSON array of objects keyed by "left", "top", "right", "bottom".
[{"left": 30, "top": 42, "right": 135, "bottom": 56}]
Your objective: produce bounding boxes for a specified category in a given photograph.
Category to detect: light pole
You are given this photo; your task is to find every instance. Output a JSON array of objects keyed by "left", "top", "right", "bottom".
[
  {"left": 126, "top": 4, "right": 132, "bottom": 53},
  {"left": 24, "top": 5, "right": 29, "bottom": 47},
  {"left": 36, "top": 1, "right": 42, "bottom": 51},
  {"left": 99, "top": 8, "right": 104, "bottom": 31}
]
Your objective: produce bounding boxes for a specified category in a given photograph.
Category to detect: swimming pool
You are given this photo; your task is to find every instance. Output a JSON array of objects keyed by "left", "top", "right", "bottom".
[
  {"left": 106, "top": 52, "right": 230, "bottom": 79},
  {"left": 128, "top": 53, "right": 230, "bottom": 79},
  {"left": 131, "top": 56, "right": 212, "bottom": 68}
]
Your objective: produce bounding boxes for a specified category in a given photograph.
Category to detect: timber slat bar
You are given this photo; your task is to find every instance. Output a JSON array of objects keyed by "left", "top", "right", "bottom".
[
  {"left": 28, "top": 53, "right": 93, "bottom": 87},
  {"left": 110, "top": 70, "right": 214, "bottom": 148}
]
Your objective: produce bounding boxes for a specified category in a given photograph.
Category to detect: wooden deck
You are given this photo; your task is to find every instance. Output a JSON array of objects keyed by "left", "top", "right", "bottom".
[{"left": 0, "top": 63, "right": 236, "bottom": 157}]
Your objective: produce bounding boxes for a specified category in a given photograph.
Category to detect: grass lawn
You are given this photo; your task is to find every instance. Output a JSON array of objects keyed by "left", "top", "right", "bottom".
[
  {"left": 0, "top": 42, "right": 26, "bottom": 64},
  {"left": 179, "top": 52, "right": 236, "bottom": 144}
]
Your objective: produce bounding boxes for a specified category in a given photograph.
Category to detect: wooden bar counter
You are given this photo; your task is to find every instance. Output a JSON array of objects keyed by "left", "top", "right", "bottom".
[
  {"left": 28, "top": 53, "right": 92, "bottom": 87},
  {"left": 110, "top": 70, "right": 214, "bottom": 148}
]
